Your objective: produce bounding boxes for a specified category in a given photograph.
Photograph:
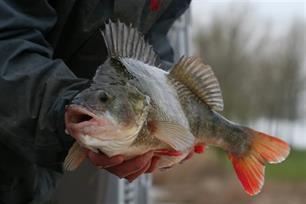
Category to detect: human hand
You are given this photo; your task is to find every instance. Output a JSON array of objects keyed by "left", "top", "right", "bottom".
[
  {"left": 87, "top": 150, "right": 160, "bottom": 182},
  {"left": 154, "top": 144, "right": 206, "bottom": 170}
]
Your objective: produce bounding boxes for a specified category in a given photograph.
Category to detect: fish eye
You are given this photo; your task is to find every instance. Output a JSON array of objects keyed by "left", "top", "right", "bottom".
[{"left": 99, "top": 91, "right": 109, "bottom": 103}]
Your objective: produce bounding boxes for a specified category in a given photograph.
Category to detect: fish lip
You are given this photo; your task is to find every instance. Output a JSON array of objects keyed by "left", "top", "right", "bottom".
[
  {"left": 65, "top": 105, "right": 142, "bottom": 145},
  {"left": 65, "top": 104, "right": 101, "bottom": 124},
  {"left": 65, "top": 105, "right": 135, "bottom": 138},
  {"left": 65, "top": 104, "right": 110, "bottom": 137}
]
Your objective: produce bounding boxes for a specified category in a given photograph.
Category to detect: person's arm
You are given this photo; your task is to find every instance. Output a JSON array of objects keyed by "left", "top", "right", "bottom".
[
  {"left": 0, "top": 0, "right": 89, "bottom": 172},
  {"left": 0, "top": 0, "right": 155, "bottom": 178}
]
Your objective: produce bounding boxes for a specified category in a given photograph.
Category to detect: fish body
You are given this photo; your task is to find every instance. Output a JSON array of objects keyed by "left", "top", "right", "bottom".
[
  {"left": 65, "top": 57, "right": 193, "bottom": 156},
  {"left": 64, "top": 20, "right": 290, "bottom": 196}
]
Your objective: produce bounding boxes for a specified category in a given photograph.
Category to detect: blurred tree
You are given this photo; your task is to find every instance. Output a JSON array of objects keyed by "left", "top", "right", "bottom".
[
  {"left": 194, "top": 5, "right": 305, "bottom": 122},
  {"left": 272, "top": 20, "right": 305, "bottom": 120}
]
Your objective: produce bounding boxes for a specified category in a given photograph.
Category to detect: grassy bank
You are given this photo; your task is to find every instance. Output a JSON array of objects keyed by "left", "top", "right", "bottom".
[{"left": 266, "top": 149, "right": 306, "bottom": 181}]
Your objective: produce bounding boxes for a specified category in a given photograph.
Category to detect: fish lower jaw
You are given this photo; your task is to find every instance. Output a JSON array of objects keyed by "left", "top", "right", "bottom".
[
  {"left": 78, "top": 134, "right": 137, "bottom": 157},
  {"left": 78, "top": 135, "right": 112, "bottom": 154}
]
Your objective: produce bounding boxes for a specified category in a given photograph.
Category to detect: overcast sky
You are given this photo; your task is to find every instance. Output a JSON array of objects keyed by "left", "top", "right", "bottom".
[
  {"left": 191, "top": 0, "right": 305, "bottom": 32},
  {"left": 190, "top": 0, "right": 306, "bottom": 68}
]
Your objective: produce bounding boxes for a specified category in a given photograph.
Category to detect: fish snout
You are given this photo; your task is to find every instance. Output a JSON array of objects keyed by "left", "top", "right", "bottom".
[{"left": 65, "top": 105, "right": 109, "bottom": 139}]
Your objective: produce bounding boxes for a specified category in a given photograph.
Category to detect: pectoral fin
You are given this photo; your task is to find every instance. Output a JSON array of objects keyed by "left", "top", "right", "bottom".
[
  {"left": 63, "top": 142, "right": 87, "bottom": 171},
  {"left": 151, "top": 121, "right": 195, "bottom": 152}
]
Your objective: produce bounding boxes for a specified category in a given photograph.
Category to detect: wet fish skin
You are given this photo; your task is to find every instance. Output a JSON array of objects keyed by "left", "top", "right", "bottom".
[
  {"left": 65, "top": 62, "right": 152, "bottom": 152},
  {"left": 168, "top": 56, "right": 290, "bottom": 196},
  {"left": 64, "top": 20, "right": 290, "bottom": 196},
  {"left": 64, "top": 58, "right": 187, "bottom": 170},
  {"left": 179, "top": 91, "right": 252, "bottom": 155},
  {"left": 106, "top": 21, "right": 290, "bottom": 196}
]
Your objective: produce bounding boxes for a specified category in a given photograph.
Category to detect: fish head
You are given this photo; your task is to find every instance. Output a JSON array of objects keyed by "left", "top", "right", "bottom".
[{"left": 65, "top": 83, "right": 150, "bottom": 150}]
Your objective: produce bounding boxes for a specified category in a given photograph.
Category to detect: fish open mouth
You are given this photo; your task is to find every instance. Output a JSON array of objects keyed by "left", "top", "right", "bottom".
[
  {"left": 65, "top": 104, "right": 143, "bottom": 154},
  {"left": 66, "top": 106, "right": 95, "bottom": 124},
  {"left": 65, "top": 105, "right": 106, "bottom": 126},
  {"left": 65, "top": 105, "right": 109, "bottom": 138}
]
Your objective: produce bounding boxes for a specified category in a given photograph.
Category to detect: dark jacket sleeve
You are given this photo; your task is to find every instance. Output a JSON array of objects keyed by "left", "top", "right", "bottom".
[
  {"left": 0, "top": 0, "right": 88, "bottom": 172},
  {"left": 147, "top": 0, "right": 191, "bottom": 69}
]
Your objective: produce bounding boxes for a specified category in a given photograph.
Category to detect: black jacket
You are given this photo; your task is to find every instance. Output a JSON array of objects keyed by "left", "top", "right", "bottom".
[{"left": 0, "top": 0, "right": 191, "bottom": 203}]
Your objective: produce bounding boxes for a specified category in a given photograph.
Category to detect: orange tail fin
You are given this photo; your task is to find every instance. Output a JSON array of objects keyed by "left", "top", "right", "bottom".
[{"left": 229, "top": 130, "right": 290, "bottom": 196}]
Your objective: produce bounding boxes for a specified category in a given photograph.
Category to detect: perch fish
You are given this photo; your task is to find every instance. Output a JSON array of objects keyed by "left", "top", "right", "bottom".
[{"left": 64, "top": 20, "right": 290, "bottom": 196}]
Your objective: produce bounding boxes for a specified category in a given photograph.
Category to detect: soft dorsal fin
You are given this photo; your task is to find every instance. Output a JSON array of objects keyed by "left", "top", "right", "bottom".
[
  {"left": 101, "top": 20, "right": 158, "bottom": 66},
  {"left": 169, "top": 56, "right": 224, "bottom": 111}
]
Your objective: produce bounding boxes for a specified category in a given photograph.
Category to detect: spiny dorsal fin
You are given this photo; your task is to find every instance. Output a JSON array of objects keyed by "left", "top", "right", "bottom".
[
  {"left": 101, "top": 20, "right": 158, "bottom": 66},
  {"left": 169, "top": 56, "right": 224, "bottom": 111}
]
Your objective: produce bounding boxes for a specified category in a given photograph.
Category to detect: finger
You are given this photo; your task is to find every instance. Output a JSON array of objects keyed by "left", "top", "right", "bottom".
[
  {"left": 145, "top": 156, "right": 160, "bottom": 173},
  {"left": 106, "top": 151, "right": 154, "bottom": 178},
  {"left": 88, "top": 151, "right": 124, "bottom": 168},
  {"left": 125, "top": 160, "right": 152, "bottom": 182}
]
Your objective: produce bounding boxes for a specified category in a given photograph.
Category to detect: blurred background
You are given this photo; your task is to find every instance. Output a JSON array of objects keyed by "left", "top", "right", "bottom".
[{"left": 153, "top": 0, "right": 306, "bottom": 204}]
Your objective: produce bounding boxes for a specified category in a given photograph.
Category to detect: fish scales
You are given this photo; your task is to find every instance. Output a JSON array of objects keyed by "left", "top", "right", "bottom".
[{"left": 64, "top": 20, "right": 290, "bottom": 196}]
